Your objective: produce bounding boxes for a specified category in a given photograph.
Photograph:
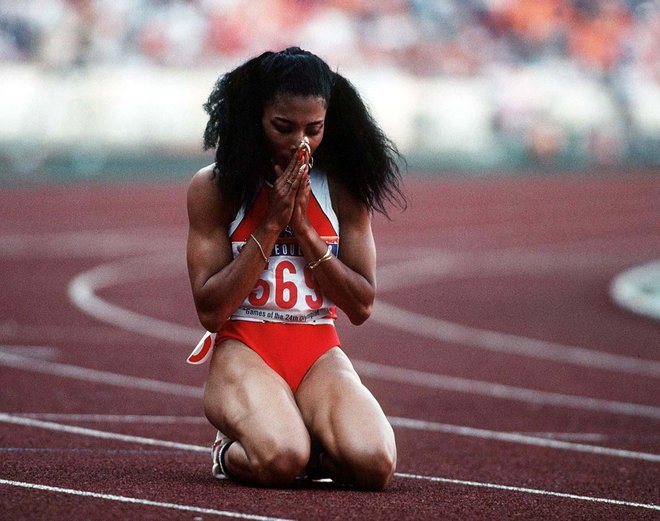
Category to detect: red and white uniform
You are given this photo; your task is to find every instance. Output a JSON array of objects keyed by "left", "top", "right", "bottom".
[
  {"left": 228, "top": 169, "right": 339, "bottom": 325},
  {"left": 187, "top": 170, "right": 339, "bottom": 366}
]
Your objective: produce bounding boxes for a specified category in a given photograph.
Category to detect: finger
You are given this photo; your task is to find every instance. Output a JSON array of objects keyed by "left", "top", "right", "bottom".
[
  {"left": 297, "top": 175, "right": 311, "bottom": 200},
  {"left": 273, "top": 165, "right": 293, "bottom": 193},
  {"left": 296, "top": 163, "right": 307, "bottom": 181},
  {"left": 280, "top": 163, "right": 303, "bottom": 193},
  {"left": 285, "top": 149, "right": 302, "bottom": 174},
  {"left": 274, "top": 155, "right": 297, "bottom": 187},
  {"left": 288, "top": 164, "right": 307, "bottom": 192},
  {"left": 297, "top": 147, "right": 310, "bottom": 166},
  {"left": 276, "top": 160, "right": 299, "bottom": 190}
]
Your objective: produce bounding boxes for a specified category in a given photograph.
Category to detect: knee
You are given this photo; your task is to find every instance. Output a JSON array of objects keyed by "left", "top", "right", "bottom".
[
  {"left": 252, "top": 437, "right": 310, "bottom": 486},
  {"left": 353, "top": 442, "right": 397, "bottom": 491},
  {"left": 337, "top": 432, "right": 396, "bottom": 491}
]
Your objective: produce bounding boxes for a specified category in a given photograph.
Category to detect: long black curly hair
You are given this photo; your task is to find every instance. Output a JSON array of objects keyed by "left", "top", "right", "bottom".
[{"left": 202, "top": 47, "right": 406, "bottom": 215}]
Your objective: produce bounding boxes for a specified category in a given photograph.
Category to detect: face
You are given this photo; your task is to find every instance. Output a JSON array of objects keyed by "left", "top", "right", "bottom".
[{"left": 261, "top": 94, "right": 327, "bottom": 170}]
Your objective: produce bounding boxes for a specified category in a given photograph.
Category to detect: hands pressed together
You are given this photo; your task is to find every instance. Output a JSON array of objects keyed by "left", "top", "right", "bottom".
[{"left": 268, "top": 140, "right": 312, "bottom": 234}]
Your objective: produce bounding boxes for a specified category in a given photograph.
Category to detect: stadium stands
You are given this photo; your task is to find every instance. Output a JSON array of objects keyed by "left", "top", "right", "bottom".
[{"left": 0, "top": 0, "right": 658, "bottom": 176}]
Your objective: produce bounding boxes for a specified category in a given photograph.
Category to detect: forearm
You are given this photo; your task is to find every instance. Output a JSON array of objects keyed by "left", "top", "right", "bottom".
[
  {"left": 193, "top": 222, "right": 282, "bottom": 331},
  {"left": 295, "top": 224, "right": 375, "bottom": 325}
]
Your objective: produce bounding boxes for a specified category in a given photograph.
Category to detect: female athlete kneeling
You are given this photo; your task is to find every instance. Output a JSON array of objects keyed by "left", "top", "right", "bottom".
[{"left": 186, "top": 47, "right": 405, "bottom": 490}]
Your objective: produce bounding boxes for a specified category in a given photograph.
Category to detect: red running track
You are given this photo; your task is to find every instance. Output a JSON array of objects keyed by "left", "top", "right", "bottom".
[{"left": 1, "top": 173, "right": 659, "bottom": 520}]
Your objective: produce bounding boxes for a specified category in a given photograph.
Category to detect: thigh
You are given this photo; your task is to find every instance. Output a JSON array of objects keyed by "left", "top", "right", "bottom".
[
  {"left": 204, "top": 338, "right": 310, "bottom": 457},
  {"left": 294, "top": 348, "right": 396, "bottom": 487}
]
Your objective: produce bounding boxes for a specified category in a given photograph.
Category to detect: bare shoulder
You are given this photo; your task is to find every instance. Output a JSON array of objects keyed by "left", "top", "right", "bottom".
[
  {"left": 188, "top": 164, "right": 219, "bottom": 205},
  {"left": 187, "top": 164, "right": 235, "bottom": 227}
]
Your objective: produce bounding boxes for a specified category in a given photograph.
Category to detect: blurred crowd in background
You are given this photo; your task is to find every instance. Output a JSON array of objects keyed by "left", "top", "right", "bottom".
[
  {"left": 1, "top": 0, "right": 658, "bottom": 175},
  {"left": 1, "top": 0, "right": 658, "bottom": 80}
]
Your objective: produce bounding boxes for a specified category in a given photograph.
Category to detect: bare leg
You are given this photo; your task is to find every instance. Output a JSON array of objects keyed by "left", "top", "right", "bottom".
[
  {"left": 295, "top": 348, "right": 397, "bottom": 490},
  {"left": 204, "top": 339, "right": 311, "bottom": 486}
]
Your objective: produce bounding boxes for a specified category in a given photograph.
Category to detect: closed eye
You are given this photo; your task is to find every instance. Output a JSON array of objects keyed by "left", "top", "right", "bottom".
[
  {"left": 271, "top": 118, "right": 324, "bottom": 135},
  {"left": 306, "top": 123, "right": 324, "bottom": 136},
  {"left": 274, "top": 124, "right": 291, "bottom": 134}
]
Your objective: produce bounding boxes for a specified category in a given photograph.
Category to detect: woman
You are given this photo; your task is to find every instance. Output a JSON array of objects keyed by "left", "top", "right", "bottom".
[{"left": 186, "top": 47, "right": 405, "bottom": 490}]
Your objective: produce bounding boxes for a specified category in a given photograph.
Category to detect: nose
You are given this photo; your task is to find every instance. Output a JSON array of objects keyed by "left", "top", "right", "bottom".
[
  {"left": 290, "top": 133, "right": 305, "bottom": 148},
  {"left": 289, "top": 135, "right": 309, "bottom": 156}
]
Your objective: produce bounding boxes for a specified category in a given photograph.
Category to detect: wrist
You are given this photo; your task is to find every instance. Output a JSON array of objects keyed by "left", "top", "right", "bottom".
[
  {"left": 307, "top": 244, "right": 333, "bottom": 270},
  {"left": 291, "top": 219, "right": 313, "bottom": 240},
  {"left": 260, "top": 218, "right": 285, "bottom": 237}
]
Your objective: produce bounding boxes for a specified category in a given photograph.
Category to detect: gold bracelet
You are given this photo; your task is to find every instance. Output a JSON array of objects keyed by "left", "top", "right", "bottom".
[
  {"left": 307, "top": 245, "right": 333, "bottom": 270},
  {"left": 250, "top": 234, "right": 268, "bottom": 263}
]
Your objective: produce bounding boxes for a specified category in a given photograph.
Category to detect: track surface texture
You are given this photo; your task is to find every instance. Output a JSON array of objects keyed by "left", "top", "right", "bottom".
[{"left": 1, "top": 173, "right": 659, "bottom": 520}]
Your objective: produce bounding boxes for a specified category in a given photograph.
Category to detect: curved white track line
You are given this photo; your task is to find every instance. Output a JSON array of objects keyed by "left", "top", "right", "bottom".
[
  {"left": 0, "top": 480, "right": 292, "bottom": 521},
  {"left": 64, "top": 252, "right": 660, "bottom": 416},
  {"left": 68, "top": 255, "right": 199, "bottom": 345},
  {"left": 68, "top": 252, "right": 660, "bottom": 378},
  {"left": 610, "top": 260, "right": 660, "bottom": 321},
  {"left": 371, "top": 300, "right": 660, "bottom": 377},
  {"left": 375, "top": 248, "right": 634, "bottom": 291}
]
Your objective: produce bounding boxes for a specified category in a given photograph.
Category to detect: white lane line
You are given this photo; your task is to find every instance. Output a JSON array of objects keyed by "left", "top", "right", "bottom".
[
  {"left": 387, "top": 417, "right": 660, "bottom": 463},
  {"left": 0, "top": 479, "right": 293, "bottom": 521},
  {"left": 13, "top": 413, "right": 207, "bottom": 424},
  {"left": 14, "top": 414, "right": 657, "bottom": 444},
  {"left": 354, "top": 360, "right": 660, "bottom": 420},
  {"left": 518, "top": 432, "right": 608, "bottom": 442},
  {"left": 0, "top": 414, "right": 208, "bottom": 453},
  {"left": 372, "top": 300, "right": 660, "bottom": 378},
  {"left": 4, "top": 349, "right": 660, "bottom": 421},
  {"left": 395, "top": 473, "right": 660, "bottom": 512},
  {"left": 0, "top": 413, "right": 660, "bottom": 508},
  {"left": 0, "top": 345, "right": 59, "bottom": 360},
  {"left": 7, "top": 414, "right": 633, "bottom": 444},
  {"left": 2, "top": 478, "right": 657, "bottom": 518},
  {"left": 4, "top": 410, "right": 659, "bottom": 464},
  {"left": 2, "top": 415, "right": 657, "bottom": 513},
  {"left": 0, "top": 351, "right": 203, "bottom": 398}
]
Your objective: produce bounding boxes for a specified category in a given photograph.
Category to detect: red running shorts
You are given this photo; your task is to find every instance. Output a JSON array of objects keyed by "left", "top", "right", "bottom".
[{"left": 216, "top": 320, "right": 341, "bottom": 393}]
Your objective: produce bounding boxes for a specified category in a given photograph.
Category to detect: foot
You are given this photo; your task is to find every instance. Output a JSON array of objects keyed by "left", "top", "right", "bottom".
[{"left": 211, "top": 431, "right": 234, "bottom": 480}]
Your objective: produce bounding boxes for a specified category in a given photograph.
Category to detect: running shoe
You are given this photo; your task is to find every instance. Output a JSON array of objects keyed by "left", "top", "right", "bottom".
[{"left": 211, "top": 430, "right": 233, "bottom": 480}]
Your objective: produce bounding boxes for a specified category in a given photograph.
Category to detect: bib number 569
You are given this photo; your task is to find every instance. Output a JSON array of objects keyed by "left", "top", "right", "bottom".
[{"left": 248, "top": 260, "right": 322, "bottom": 310}]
